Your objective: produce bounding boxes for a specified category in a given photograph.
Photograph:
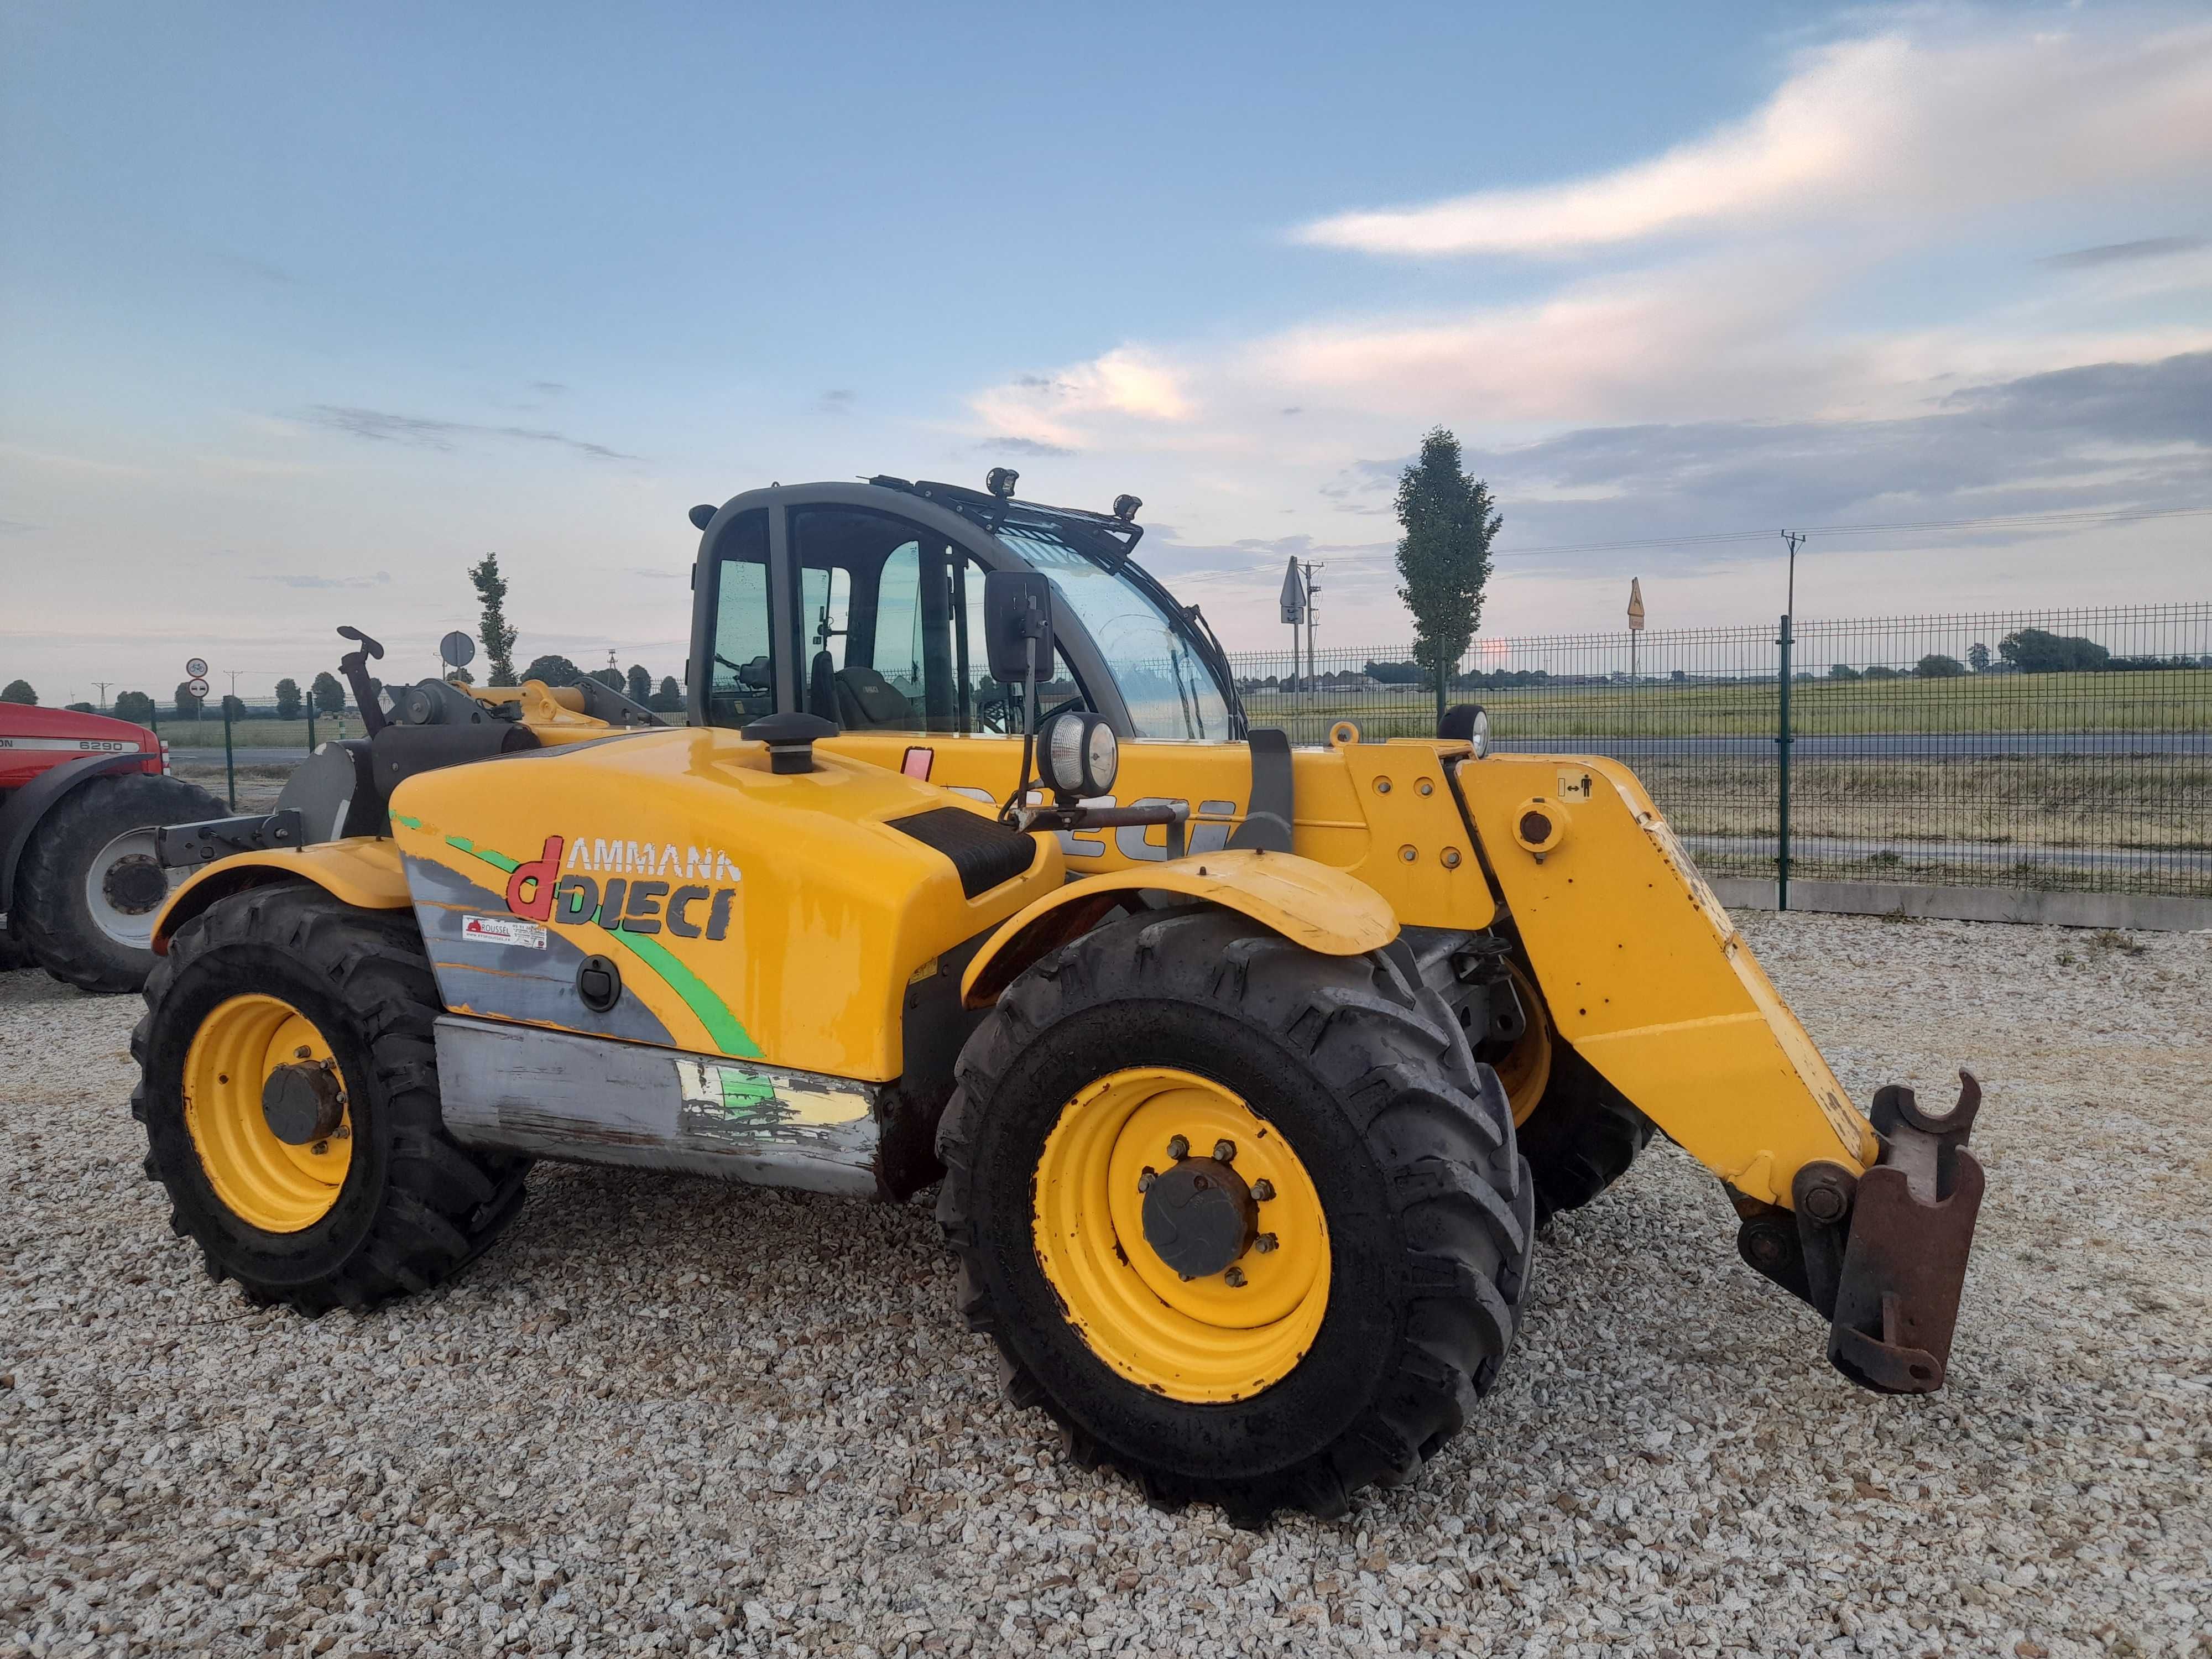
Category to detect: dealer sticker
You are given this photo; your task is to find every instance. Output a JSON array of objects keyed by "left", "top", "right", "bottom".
[{"left": 461, "top": 912, "right": 546, "bottom": 949}]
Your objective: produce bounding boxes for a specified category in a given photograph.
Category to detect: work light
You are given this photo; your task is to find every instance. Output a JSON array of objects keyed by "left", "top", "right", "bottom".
[{"left": 1038, "top": 708, "right": 1118, "bottom": 800}]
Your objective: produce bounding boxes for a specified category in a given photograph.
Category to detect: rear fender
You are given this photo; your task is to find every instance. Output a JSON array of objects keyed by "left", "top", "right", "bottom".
[
  {"left": 152, "top": 838, "right": 411, "bottom": 954},
  {"left": 961, "top": 847, "right": 1396, "bottom": 1007}
]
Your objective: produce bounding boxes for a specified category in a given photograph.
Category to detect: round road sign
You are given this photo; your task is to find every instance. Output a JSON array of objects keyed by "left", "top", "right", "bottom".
[
  {"left": 185, "top": 676, "right": 211, "bottom": 698},
  {"left": 439, "top": 630, "right": 477, "bottom": 669},
  {"left": 185, "top": 656, "right": 209, "bottom": 677}
]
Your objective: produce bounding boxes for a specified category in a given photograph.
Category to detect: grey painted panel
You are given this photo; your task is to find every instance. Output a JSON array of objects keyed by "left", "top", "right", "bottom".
[
  {"left": 435, "top": 1015, "right": 883, "bottom": 1198},
  {"left": 405, "top": 855, "right": 674, "bottom": 1046}
]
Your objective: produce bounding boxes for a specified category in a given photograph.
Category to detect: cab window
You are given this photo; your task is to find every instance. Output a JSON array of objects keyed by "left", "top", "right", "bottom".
[{"left": 703, "top": 509, "right": 775, "bottom": 728}]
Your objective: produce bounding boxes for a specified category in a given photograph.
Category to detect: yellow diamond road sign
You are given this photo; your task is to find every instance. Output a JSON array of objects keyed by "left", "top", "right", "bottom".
[{"left": 1627, "top": 578, "right": 1645, "bottom": 632}]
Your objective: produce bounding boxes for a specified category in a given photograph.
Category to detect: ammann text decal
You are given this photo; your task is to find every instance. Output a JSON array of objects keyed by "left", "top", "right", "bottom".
[
  {"left": 564, "top": 838, "right": 740, "bottom": 880},
  {"left": 503, "top": 836, "right": 739, "bottom": 940}
]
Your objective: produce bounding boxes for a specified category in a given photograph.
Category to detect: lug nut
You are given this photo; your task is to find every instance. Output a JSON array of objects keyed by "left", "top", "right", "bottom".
[
  {"left": 294, "top": 1045, "right": 312, "bottom": 1060},
  {"left": 1251, "top": 1178, "right": 1275, "bottom": 1202},
  {"left": 1255, "top": 1233, "right": 1279, "bottom": 1254},
  {"left": 1212, "top": 1139, "right": 1236, "bottom": 1164},
  {"left": 1166, "top": 1135, "right": 1189, "bottom": 1160},
  {"left": 1137, "top": 1167, "right": 1157, "bottom": 1192},
  {"left": 1224, "top": 1266, "right": 1247, "bottom": 1288},
  {"left": 310, "top": 1140, "right": 328, "bottom": 1156}
]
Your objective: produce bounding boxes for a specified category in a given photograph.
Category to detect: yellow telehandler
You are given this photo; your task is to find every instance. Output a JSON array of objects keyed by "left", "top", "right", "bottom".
[{"left": 133, "top": 473, "right": 1983, "bottom": 1525}]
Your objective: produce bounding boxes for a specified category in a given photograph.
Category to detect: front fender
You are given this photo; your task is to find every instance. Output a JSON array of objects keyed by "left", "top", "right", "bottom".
[
  {"left": 0, "top": 752, "right": 149, "bottom": 913},
  {"left": 961, "top": 847, "right": 1397, "bottom": 1008},
  {"left": 152, "top": 838, "right": 411, "bottom": 953}
]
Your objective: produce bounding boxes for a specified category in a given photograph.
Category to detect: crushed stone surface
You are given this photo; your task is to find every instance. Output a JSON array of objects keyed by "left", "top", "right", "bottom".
[{"left": 2, "top": 912, "right": 2206, "bottom": 1657}]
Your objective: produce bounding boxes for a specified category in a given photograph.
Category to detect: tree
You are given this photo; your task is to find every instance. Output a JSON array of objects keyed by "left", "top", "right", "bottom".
[
  {"left": 65, "top": 700, "right": 95, "bottom": 713},
  {"left": 174, "top": 681, "right": 204, "bottom": 718},
  {"left": 651, "top": 675, "right": 685, "bottom": 713},
  {"left": 274, "top": 677, "right": 302, "bottom": 719},
  {"left": 522, "top": 653, "right": 583, "bottom": 687},
  {"left": 588, "top": 667, "right": 624, "bottom": 691},
  {"left": 626, "top": 664, "right": 653, "bottom": 703},
  {"left": 469, "top": 552, "right": 519, "bottom": 686},
  {"left": 220, "top": 693, "right": 247, "bottom": 719},
  {"left": 311, "top": 671, "right": 347, "bottom": 714},
  {"left": 1915, "top": 653, "right": 1966, "bottom": 678},
  {"left": 1361, "top": 659, "right": 1426, "bottom": 685},
  {"left": 446, "top": 666, "right": 474, "bottom": 685},
  {"left": 1999, "top": 627, "right": 2109, "bottom": 674},
  {"left": 113, "top": 690, "right": 155, "bottom": 726},
  {"left": 1862, "top": 665, "right": 1901, "bottom": 681},
  {"left": 1828, "top": 663, "right": 1861, "bottom": 681},
  {"left": 1393, "top": 427, "right": 1501, "bottom": 726},
  {"left": 1966, "top": 643, "right": 1991, "bottom": 672},
  {"left": 1, "top": 679, "right": 35, "bottom": 705}
]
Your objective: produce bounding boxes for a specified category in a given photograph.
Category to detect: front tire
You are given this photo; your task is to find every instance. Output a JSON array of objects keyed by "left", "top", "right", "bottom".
[
  {"left": 937, "top": 907, "right": 1534, "bottom": 1526},
  {"left": 14, "top": 772, "right": 222, "bottom": 993},
  {"left": 132, "top": 883, "right": 528, "bottom": 1314}
]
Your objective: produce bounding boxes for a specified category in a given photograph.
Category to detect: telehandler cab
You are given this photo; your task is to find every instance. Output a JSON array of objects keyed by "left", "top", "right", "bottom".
[{"left": 133, "top": 473, "right": 1984, "bottom": 1524}]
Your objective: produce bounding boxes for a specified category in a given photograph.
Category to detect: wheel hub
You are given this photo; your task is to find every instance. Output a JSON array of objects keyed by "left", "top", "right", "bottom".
[
  {"left": 101, "top": 854, "right": 167, "bottom": 915},
  {"left": 261, "top": 1062, "right": 346, "bottom": 1146},
  {"left": 1140, "top": 1155, "right": 1257, "bottom": 1280}
]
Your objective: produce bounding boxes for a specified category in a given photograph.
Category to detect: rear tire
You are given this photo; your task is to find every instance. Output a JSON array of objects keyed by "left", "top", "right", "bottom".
[
  {"left": 132, "top": 883, "right": 528, "bottom": 1314},
  {"left": 14, "top": 773, "right": 222, "bottom": 993},
  {"left": 937, "top": 907, "right": 1534, "bottom": 1526}
]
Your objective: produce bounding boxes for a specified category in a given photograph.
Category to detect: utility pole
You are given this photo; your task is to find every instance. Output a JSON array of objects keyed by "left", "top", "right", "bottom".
[
  {"left": 1301, "top": 560, "right": 1324, "bottom": 691},
  {"left": 92, "top": 680, "right": 112, "bottom": 710},
  {"left": 1776, "top": 531, "right": 1806, "bottom": 912}
]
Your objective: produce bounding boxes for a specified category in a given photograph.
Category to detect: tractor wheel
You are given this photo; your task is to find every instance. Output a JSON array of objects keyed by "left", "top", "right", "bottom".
[
  {"left": 131, "top": 883, "right": 528, "bottom": 1315},
  {"left": 936, "top": 906, "right": 1534, "bottom": 1526},
  {"left": 13, "top": 772, "right": 222, "bottom": 993},
  {"left": 1484, "top": 954, "right": 1656, "bottom": 1227}
]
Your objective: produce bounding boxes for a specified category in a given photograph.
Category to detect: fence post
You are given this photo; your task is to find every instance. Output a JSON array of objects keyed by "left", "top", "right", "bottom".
[
  {"left": 222, "top": 698, "right": 237, "bottom": 812},
  {"left": 306, "top": 693, "right": 316, "bottom": 752},
  {"left": 1776, "top": 613, "right": 1793, "bottom": 911}
]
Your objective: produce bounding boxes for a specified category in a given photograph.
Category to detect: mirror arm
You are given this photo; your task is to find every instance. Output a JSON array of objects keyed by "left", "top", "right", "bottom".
[{"left": 1001, "top": 634, "right": 1040, "bottom": 821}]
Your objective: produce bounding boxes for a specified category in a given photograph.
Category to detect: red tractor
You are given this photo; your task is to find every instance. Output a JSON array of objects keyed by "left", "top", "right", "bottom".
[{"left": 0, "top": 704, "right": 223, "bottom": 991}]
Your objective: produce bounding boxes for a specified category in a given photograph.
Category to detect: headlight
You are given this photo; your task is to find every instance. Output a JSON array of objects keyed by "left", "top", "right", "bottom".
[
  {"left": 1468, "top": 707, "right": 1490, "bottom": 758},
  {"left": 1040, "top": 709, "right": 1118, "bottom": 799}
]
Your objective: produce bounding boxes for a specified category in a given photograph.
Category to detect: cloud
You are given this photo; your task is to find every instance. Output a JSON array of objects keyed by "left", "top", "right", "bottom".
[
  {"left": 301, "top": 405, "right": 634, "bottom": 460},
  {"left": 972, "top": 347, "right": 1193, "bottom": 449},
  {"left": 0, "top": 517, "right": 38, "bottom": 535},
  {"left": 820, "top": 389, "right": 855, "bottom": 414},
  {"left": 268, "top": 570, "right": 395, "bottom": 591},
  {"left": 2039, "top": 236, "right": 2206, "bottom": 270},
  {"left": 1295, "top": 20, "right": 2212, "bottom": 257},
  {"left": 977, "top": 435, "right": 1074, "bottom": 457}
]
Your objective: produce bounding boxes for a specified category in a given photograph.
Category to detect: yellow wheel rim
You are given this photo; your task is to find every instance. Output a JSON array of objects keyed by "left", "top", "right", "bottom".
[
  {"left": 1032, "top": 1067, "right": 1329, "bottom": 1404},
  {"left": 1495, "top": 960, "right": 1553, "bottom": 1127},
  {"left": 182, "top": 993, "right": 353, "bottom": 1233}
]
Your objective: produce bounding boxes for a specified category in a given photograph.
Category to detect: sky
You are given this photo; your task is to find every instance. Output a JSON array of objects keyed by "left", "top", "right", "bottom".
[{"left": 2, "top": 1, "right": 2209, "bottom": 704}]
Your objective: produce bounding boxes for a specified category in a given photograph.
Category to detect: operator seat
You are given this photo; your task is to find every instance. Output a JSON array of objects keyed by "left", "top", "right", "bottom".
[{"left": 833, "top": 666, "right": 914, "bottom": 729}]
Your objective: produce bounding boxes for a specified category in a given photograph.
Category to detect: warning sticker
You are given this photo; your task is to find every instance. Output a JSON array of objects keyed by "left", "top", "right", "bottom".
[
  {"left": 1555, "top": 769, "right": 1594, "bottom": 801},
  {"left": 461, "top": 912, "right": 546, "bottom": 949}
]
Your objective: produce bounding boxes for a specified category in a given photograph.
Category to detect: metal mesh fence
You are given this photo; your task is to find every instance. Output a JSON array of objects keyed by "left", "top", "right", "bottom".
[{"left": 1229, "top": 602, "right": 2212, "bottom": 898}]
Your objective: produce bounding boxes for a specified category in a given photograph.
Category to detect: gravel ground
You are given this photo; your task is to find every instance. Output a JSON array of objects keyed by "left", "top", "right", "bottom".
[{"left": 3, "top": 912, "right": 2207, "bottom": 1658}]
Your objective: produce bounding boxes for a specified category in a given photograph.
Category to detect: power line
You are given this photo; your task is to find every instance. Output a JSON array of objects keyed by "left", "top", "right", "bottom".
[{"left": 1494, "top": 502, "right": 2212, "bottom": 559}]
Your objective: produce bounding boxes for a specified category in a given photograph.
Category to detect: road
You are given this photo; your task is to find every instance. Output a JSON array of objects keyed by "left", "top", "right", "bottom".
[{"left": 1493, "top": 732, "right": 2206, "bottom": 758}]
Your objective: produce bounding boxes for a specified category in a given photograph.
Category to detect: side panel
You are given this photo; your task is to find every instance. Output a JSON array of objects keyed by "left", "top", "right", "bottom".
[
  {"left": 388, "top": 728, "right": 1061, "bottom": 1080},
  {"left": 435, "top": 1015, "right": 881, "bottom": 1197},
  {"left": 825, "top": 731, "right": 1496, "bottom": 932},
  {"left": 1454, "top": 754, "right": 1879, "bottom": 1206}
]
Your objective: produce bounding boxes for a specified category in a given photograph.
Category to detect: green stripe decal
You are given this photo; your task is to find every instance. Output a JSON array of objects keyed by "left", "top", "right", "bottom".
[
  {"left": 393, "top": 813, "right": 424, "bottom": 830},
  {"left": 446, "top": 834, "right": 520, "bottom": 873},
  {"left": 606, "top": 929, "right": 762, "bottom": 1057}
]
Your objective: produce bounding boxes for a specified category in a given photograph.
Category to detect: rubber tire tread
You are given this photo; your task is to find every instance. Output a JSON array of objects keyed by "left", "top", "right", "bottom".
[
  {"left": 936, "top": 906, "right": 1535, "bottom": 1527},
  {"left": 1514, "top": 1035, "right": 1657, "bottom": 1227},
  {"left": 131, "top": 881, "right": 528, "bottom": 1316},
  {"left": 15, "top": 772, "right": 223, "bottom": 993}
]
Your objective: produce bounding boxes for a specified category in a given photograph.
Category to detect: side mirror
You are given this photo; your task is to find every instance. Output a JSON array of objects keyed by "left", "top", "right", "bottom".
[{"left": 982, "top": 571, "right": 1054, "bottom": 687}]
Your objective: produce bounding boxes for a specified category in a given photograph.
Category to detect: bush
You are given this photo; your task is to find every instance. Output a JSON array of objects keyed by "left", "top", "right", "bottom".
[
  {"left": 523, "top": 654, "right": 583, "bottom": 687},
  {"left": 1828, "top": 664, "right": 1861, "bottom": 681},
  {"left": 274, "top": 677, "right": 302, "bottom": 719},
  {"left": 113, "top": 691, "right": 155, "bottom": 726},
  {"left": 1862, "top": 665, "right": 1901, "bottom": 681},
  {"left": 1, "top": 679, "right": 35, "bottom": 706},
  {"left": 1915, "top": 654, "right": 1966, "bottom": 678},
  {"left": 1999, "top": 627, "right": 2109, "bottom": 674}
]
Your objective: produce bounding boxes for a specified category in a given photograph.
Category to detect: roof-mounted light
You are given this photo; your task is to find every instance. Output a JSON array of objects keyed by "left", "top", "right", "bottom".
[{"left": 985, "top": 467, "right": 1020, "bottom": 500}]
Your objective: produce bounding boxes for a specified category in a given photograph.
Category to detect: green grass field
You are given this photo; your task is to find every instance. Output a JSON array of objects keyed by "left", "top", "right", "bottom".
[
  {"left": 1241, "top": 667, "right": 2212, "bottom": 739},
  {"left": 149, "top": 714, "right": 367, "bottom": 748}
]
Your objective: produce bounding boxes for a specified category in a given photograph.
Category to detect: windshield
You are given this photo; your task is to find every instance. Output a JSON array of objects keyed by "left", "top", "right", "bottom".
[{"left": 995, "top": 524, "right": 1232, "bottom": 741}]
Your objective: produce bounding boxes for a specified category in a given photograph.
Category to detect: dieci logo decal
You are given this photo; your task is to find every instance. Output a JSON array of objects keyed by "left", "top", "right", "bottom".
[{"left": 502, "top": 834, "right": 739, "bottom": 940}]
